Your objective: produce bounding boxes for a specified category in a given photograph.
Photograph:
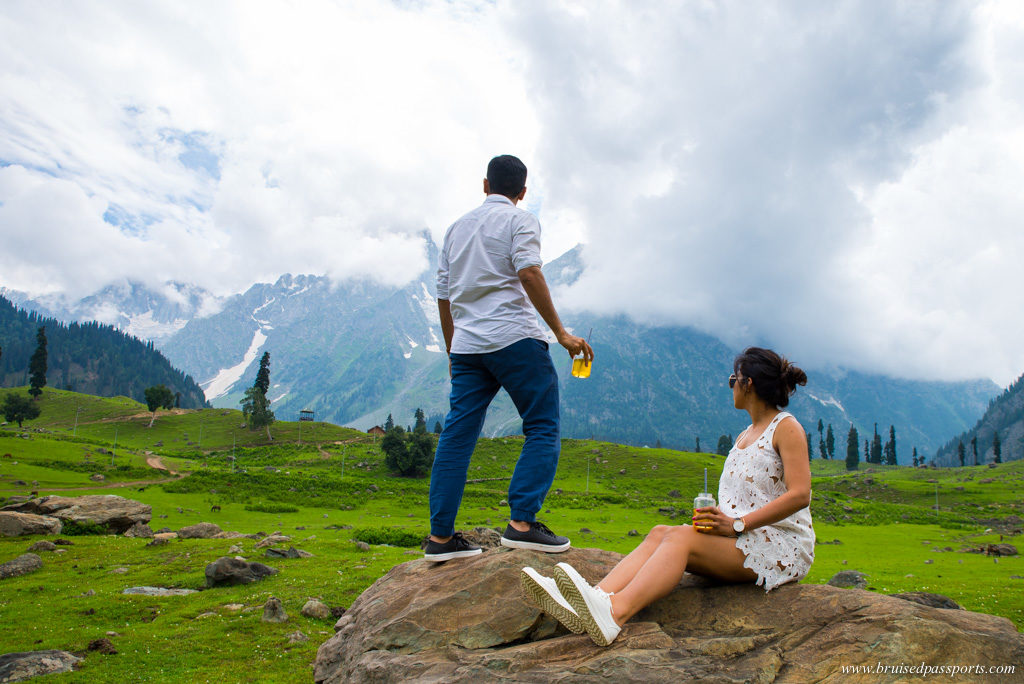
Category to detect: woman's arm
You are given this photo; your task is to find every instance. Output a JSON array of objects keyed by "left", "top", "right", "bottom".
[{"left": 694, "top": 417, "right": 812, "bottom": 535}]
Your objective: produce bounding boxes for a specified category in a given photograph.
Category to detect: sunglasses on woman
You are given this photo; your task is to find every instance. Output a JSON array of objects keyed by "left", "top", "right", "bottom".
[{"left": 729, "top": 374, "right": 745, "bottom": 389}]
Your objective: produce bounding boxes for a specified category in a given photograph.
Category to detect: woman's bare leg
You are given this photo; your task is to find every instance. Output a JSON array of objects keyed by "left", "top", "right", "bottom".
[
  {"left": 596, "top": 525, "right": 670, "bottom": 594},
  {"left": 609, "top": 525, "right": 756, "bottom": 624}
]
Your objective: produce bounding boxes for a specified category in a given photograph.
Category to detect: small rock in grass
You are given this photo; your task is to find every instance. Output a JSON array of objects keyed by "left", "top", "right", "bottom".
[
  {"left": 355, "top": 541, "right": 370, "bottom": 551},
  {"left": 110, "top": 567, "right": 129, "bottom": 574},
  {"left": 287, "top": 630, "right": 308, "bottom": 644},
  {"left": 105, "top": 632, "right": 120, "bottom": 637},
  {"left": 301, "top": 599, "right": 330, "bottom": 620},
  {"left": 827, "top": 571, "right": 867, "bottom": 589},
  {"left": 223, "top": 604, "right": 244, "bottom": 611},
  {"left": 924, "top": 559, "right": 934, "bottom": 564},
  {"left": 195, "top": 612, "right": 218, "bottom": 619},
  {"left": 228, "top": 545, "right": 243, "bottom": 554},
  {"left": 262, "top": 597, "right": 288, "bottom": 623},
  {"left": 27, "top": 540, "right": 57, "bottom": 552}
]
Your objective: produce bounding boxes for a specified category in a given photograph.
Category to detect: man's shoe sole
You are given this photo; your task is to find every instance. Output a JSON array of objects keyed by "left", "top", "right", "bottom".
[
  {"left": 423, "top": 548, "right": 482, "bottom": 562},
  {"left": 553, "top": 563, "right": 619, "bottom": 646},
  {"left": 500, "top": 537, "right": 571, "bottom": 553},
  {"left": 520, "top": 568, "right": 585, "bottom": 634}
]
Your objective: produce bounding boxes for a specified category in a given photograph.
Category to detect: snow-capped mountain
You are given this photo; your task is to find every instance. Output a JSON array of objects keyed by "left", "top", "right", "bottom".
[{"left": 1, "top": 280, "right": 222, "bottom": 345}]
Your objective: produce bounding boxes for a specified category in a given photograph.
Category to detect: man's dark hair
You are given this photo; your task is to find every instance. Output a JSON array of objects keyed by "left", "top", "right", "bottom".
[{"left": 487, "top": 155, "right": 527, "bottom": 199}]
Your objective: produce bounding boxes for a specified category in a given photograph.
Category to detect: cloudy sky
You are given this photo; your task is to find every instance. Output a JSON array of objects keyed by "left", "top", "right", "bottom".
[{"left": 2, "top": 1, "right": 1023, "bottom": 386}]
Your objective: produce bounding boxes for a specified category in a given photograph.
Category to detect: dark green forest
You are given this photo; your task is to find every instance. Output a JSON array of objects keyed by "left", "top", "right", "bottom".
[{"left": 0, "top": 295, "right": 208, "bottom": 408}]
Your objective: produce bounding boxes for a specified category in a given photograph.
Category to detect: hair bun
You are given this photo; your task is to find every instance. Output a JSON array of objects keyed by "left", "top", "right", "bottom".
[{"left": 783, "top": 361, "right": 808, "bottom": 389}]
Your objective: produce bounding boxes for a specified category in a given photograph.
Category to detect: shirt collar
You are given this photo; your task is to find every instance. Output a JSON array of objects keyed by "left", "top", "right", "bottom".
[{"left": 484, "top": 194, "right": 514, "bottom": 206}]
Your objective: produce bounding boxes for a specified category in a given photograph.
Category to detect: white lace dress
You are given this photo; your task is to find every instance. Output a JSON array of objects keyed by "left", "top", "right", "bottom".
[{"left": 718, "top": 411, "right": 815, "bottom": 591}]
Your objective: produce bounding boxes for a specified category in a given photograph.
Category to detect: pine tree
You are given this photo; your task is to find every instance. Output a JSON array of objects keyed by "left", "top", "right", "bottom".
[
  {"left": 717, "top": 434, "right": 733, "bottom": 456},
  {"left": 846, "top": 424, "right": 859, "bottom": 471},
  {"left": 825, "top": 424, "right": 835, "bottom": 460},
  {"left": 254, "top": 352, "right": 271, "bottom": 395},
  {"left": 993, "top": 432, "right": 1001, "bottom": 464},
  {"left": 870, "top": 423, "right": 883, "bottom": 464},
  {"left": 384, "top": 413, "right": 394, "bottom": 431},
  {"left": 864, "top": 439, "right": 870, "bottom": 463},
  {"left": 28, "top": 326, "right": 48, "bottom": 399},
  {"left": 433, "top": 421, "right": 443, "bottom": 434},
  {"left": 413, "top": 407, "right": 427, "bottom": 434},
  {"left": 819, "top": 438, "right": 828, "bottom": 460},
  {"left": 957, "top": 440, "right": 965, "bottom": 467},
  {"left": 912, "top": 446, "right": 918, "bottom": 467},
  {"left": 240, "top": 356, "right": 274, "bottom": 440},
  {"left": 144, "top": 385, "right": 175, "bottom": 427},
  {"left": 241, "top": 386, "right": 275, "bottom": 441},
  {"left": 694, "top": 436, "right": 701, "bottom": 453},
  {"left": 970, "top": 436, "right": 978, "bottom": 466},
  {"left": 886, "top": 425, "right": 898, "bottom": 466},
  {"left": 806, "top": 432, "right": 813, "bottom": 462}
]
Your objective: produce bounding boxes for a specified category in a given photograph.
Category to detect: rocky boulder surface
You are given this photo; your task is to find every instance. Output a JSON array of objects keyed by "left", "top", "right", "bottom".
[
  {"left": 2, "top": 495, "right": 150, "bottom": 533},
  {"left": 177, "top": 522, "right": 222, "bottom": 539},
  {"left": 0, "top": 650, "right": 81, "bottom": 681},
  {"left": 314, "top": 547, "right": 1024, "bottom": 683},
  {"left": 0, "top": 553, "right": 43, "bottom": 580},
  {"left": 0, "top": 511, "right": 62, "bottom": 537},
  {"left": 205, "top": 557, "right": 278, "bottom": 587}
]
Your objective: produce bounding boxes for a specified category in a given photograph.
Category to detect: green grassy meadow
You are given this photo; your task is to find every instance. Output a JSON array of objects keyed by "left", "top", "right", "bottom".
[{"left": 0, "top": 388, "right": 1021, "bottom": 682}]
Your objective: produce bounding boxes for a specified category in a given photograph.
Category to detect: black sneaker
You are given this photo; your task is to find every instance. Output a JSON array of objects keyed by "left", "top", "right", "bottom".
[
  {"left": 500, "top": 521, "right": 571, "bottom": 553},
  {"left": 423, "top": 532, "right": 483, "bottom": 562}
]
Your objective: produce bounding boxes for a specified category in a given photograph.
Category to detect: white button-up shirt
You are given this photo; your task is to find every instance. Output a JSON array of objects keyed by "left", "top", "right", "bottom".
[{"left": 437, "top": 194, "right": 547, "bottom": 354}]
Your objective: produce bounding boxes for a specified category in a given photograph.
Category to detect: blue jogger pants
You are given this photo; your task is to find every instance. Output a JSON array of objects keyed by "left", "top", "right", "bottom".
[{"left": 429, "top": 337, "right": 560, "bottom": 537}]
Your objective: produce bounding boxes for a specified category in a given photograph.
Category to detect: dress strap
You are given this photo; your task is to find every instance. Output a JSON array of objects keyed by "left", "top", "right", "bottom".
[{"left": 756, "top": 411, "right": 793, "bottom": 448}]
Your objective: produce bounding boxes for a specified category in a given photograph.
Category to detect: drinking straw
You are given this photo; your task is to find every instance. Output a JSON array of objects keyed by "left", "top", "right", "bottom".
[{"left": 704, "top": 467, "right": 708, "bottom": 493}]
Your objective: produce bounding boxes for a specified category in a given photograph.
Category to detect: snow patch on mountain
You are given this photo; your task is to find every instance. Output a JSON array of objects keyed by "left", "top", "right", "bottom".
[
  {"left": 123, "top": 310, "right": 191, "bottom": 342},
  {"left": 202, "top": 328, "right": 267, "bottom": 400},
  {"left": 806, "top": 391, "right": 849, "bottom": 418}
]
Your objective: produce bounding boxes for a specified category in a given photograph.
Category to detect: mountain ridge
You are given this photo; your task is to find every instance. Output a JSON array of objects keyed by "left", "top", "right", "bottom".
[{"left": 1, "top": 241, "right": 1002, "bottom": 458}]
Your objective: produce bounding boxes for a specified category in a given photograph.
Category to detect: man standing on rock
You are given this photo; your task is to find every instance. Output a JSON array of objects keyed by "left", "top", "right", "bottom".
[{"left": 424, "top": 155, "right": 593, "bottom": 562}]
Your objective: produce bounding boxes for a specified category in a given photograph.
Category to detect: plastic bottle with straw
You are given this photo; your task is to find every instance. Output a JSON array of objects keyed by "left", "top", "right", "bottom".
[{"left": 694, "top": 467, "right": 716, "bottom": 531}]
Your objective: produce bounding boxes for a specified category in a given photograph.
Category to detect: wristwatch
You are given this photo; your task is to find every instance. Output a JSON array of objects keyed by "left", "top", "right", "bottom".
[{"left": 732, "top": 517, "right": 746, "bottom": 535}]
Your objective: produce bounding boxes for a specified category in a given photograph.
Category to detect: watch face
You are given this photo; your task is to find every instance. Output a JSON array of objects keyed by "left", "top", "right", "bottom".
[{"left": 733, "top": 519, "right": 744, "bottom": 532}]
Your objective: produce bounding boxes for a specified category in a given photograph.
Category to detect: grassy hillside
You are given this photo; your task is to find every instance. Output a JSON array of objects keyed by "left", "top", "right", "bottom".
[{"left": 0, "top": 390, "right": 1020, "bottom": 682}]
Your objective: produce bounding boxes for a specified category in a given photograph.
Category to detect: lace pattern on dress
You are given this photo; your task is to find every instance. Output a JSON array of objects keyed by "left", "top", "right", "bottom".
[{"left": 719, "top": 411, "right": 815, "bottom": 592}]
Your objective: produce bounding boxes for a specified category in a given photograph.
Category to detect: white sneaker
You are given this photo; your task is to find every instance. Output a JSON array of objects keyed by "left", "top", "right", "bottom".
[
  {"left": 553, "top": 562, "right": 621, "bottom": 646},
  {"left": 520, "top": 567, "right": 585, "bottom": 634}
]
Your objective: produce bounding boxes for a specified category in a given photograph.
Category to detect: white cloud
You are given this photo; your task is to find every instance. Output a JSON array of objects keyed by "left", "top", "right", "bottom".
[
  {"left": 0, "top": 0, "right": 542, "bottom": 295},
  {"left": 503, "top": 0, "right": 1024, "bottom": 385},
  {"left": 1, "top": 0, "right": 1023, "bottom": 386}
]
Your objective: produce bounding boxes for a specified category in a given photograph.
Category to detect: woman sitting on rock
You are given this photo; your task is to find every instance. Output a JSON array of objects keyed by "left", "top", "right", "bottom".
[{"left": 521, "top": 347, "right": 815, "bottom": 646}]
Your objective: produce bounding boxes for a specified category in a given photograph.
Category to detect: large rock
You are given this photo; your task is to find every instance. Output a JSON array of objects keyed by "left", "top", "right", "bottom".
[
  {"left": 205, "top": 557, "right": 279, "bottom": 587},
  {"left": 0, "top": 553, "right": 43, "bottom": 580},
  {"left": 313, "top": 547, "right": 1024, "bottom": 683},
  {"left": 177, "top": 522, "right": 222, "bottom": 539},
  {"left": 2, "top": 495, "right": 150, "bottom": 533},
  {"left": 0, "top": 511, "right": 62, "bottom": 537},
  {"left": 0, "top": 650, "right": 81, "bottom": 681}
]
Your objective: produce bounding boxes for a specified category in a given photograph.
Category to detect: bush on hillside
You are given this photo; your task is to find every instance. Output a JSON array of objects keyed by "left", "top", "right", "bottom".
[
  {"left": 244, "top": 503, "right": 299, "bottom": 513},
  {"left": 352, "top": 527, "right": 423, "bottom": 547},
  {"left": 381, "top": 426, "right": 434, "bottom": 477}
]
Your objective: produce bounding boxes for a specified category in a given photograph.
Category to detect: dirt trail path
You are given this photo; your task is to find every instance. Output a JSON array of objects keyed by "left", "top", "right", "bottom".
[{"left": 146, "top": 455, "right": 176, "bottom": 475}]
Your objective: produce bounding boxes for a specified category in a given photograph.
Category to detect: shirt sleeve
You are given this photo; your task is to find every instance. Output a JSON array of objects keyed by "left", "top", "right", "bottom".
[
  {"left": 436, "top": 234, "right": 450, "bottom": 300},
  {"left": 510, "top": 213, "right": 543, "bottom": 273}
]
